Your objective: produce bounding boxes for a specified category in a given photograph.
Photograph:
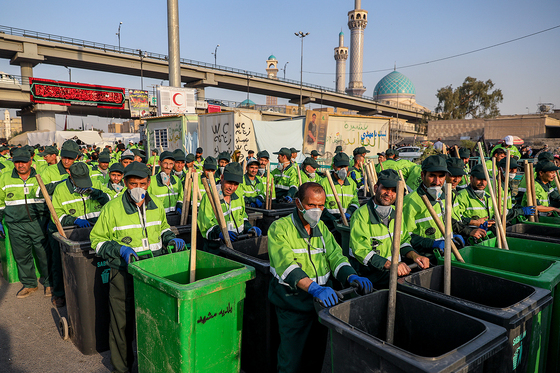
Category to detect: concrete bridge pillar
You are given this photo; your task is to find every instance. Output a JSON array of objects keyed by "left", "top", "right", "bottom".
[
  {"left": 18, "top": 104, "right": 67, "bottom": 133},
  {"left": 20, "top": 62, "right": 34, "bottom": 87},
  {"left": 10, "top": 42, "right": 44, "bottom": 87}
]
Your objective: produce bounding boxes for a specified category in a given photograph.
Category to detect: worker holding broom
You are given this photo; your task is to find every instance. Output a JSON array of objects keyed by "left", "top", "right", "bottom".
[
  {"left": 522, "top": 160, "right": 560, "bottom": 216},
  {"left": 147, "top": 151, "right": 183, "bottom": 214},
  {"left": 91, "top": 162, "right": 185, "bottom": 373},
  {"left": 349, "top": 170, "right": 430, "bottom": 287},
  {"left": 237, "top": 157, "right": 266, "bottom": 208},
  {"left": 268, "top": 182, "right": 373, "bottom": 373}
]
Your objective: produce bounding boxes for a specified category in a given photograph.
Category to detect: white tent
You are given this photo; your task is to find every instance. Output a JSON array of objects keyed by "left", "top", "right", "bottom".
[{"left": 11, "top": 130, "right": 106, "bottom": 147}]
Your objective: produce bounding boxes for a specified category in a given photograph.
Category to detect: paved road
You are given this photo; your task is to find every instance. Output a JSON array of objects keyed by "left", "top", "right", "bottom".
[{"left": 0, "top": 277, "right": 111, "bottom": 373}]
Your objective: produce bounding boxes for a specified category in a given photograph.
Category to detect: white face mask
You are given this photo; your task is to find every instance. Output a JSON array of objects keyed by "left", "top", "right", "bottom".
[
  {"left": 375, "top": 204, "right": 392, "bottom": 219},
  {"left": 112, "top": 183, "right": 124, "bottom": 193},
  {"left": 297, "top": 199, "right": 322, "bottom": 228},
  {"left": 129, "top": 187, "right": 146, "bottom": 203},
  {"left": 307, "top": 172, "right": 316, "bottom": 179},
  {"left": 257, "top": 168, "right": 265, "bottom": 176},
  {"left": 219, "top": 166, "right": 225, "bottom": 174},
  {"left": 427, "top": 186, "right": 443, "bottom": 200},
  {"left": 336, "top": 168, "right": 347, "bottom": 180},
  {"left": 277, "top": 163, "right": 284, "bottom": 171},
  {"left": 509, "top": 173, "right": 516, "bottom": 180},
  {"left": 160, "top": 172, "right": 170, "bottom": 185},
  {"left": 474, "top": 189, "right": 485, "bottom": 198}
]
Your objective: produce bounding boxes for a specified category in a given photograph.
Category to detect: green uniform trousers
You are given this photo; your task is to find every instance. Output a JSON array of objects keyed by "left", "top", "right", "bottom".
[
  {"left": 109, "top": 268, "right": 135, "bottom": 373},
  {"left": 47, "top": 222, "right": 65, "bottom": 297},
  {"left": 275, "top": 306, "right": 328, "bottom": 373},
  {"left": 10, "top": 219, "right": 51, "bottom": 289}
]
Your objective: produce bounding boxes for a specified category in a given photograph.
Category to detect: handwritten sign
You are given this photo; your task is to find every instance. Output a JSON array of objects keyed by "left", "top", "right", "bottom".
[{"left": 197, "top": 303, "right": 233, "bottom": 325}]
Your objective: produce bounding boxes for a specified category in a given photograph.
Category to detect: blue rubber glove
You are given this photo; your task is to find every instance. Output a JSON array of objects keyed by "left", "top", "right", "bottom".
[
  {"left": 453, "top": 234, "right": 465, "bottom": 247},
  {"left": 250, "top": 226, "right": 262, "bottom": 237},
  {"left": 307, "top": 282, "right": 339, "bottom": 307},
  {"left": 283, "top": 196, "right": 293, "bottom": 203},
  {"left": 344, "top": 212, "right": 351, "bottom": 220},
  {"left": 254, "top": 198, "right": 263, "bottom": 208},
  {"left": 219, "top": 231, "right": 238, "bottom": 242},
  {"left": 250, "top": 202, "right": 257, "bottom": 208},
  {"left": 169, "top": 238, "right": 186, "bottom": 251},
  {"left": 479, "top": 221, "right": 489, "bottom": 230},
  {"left": 120, "top": 246, "right": 138, "bottom": 264},
  {"left": 176, "top": 207, "right": 182, "bottom": 216},
  {"left": 522, "top": 206, "right": 536, "bottom": 216},
  {"left": 74, "top": 218, "right": 91, "bottom": 228},
  {"left": 433, "top": 240, "right": 445, "bottom": 254},
  {"left": 348, "top": 274, "right": 374, "bottom": 294},
  {"left": 0, "top": 222, "right": 5, "bottom": 239}
]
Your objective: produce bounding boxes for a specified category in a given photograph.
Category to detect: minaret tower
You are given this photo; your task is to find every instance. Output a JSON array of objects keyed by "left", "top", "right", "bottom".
[
  {"left": 266, "top": 55, "right": 279, "bottom": 105},
  {"left": 334, "top": 31, "right": 348, "bottom": 93},
  {"left": 346, "top": 0, "right": 367, "bottom": 97}
]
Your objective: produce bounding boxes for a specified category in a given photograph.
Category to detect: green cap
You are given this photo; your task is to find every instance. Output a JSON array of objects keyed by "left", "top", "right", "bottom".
[
  {"left": 332, "top": 152, "right": 350, "bottom": 167},
  {"left": 218, "top": 151, "right": 231, "bottom": 161},
  {"left": 124, "top": 161, "right": 150, "bottom": 179},
  {"left": 310, "top": 150, "right": 321, "bottom": 157},
  {"left": 69, "top": 163, "right": 93, "bottom": 188},
  {"left": 131, "top": 149, "right": 145, "bottom": 158},
  {"left": 159, "top": 151, "right": 175, "bottom": 161},
  {"left": 39, "top": 145, "right": 59, "bottom": 156},
  {"left": 273, "top": 147, "right": 291, "bottom": 157},
  {"left": 421, "top": 155, "right": 448, "bottom": 173},
  {"left": 538, "top": 152, "right": 554, "bottom": 162},
  {"left": 470, "top": 164, "right": 486, "bottom": 179},
  {"left": 204, "top": 156, "right": 218, "bottom": 171},
  {"left": 120, "top": 149, "right": 135, "bottom": 160},
  {"left": 386, "top": 149, "right": 397, "bottom": 157},
  {"left": 222, "top": 162, "right": 243, "bottom": 183},
  {"left": 172, "top": 149, "right": 186, "bottom": 162},
  {"left": 498, "top": 157, "right": 520, "bottom": 170},
  {"left": 257, "top": 150, "right": 270, "bottom": 159},
  {"left": 459, "top": 148, "right": 471, "bottom": 158},
  {"left": 302, "top": 157, "right": 320, "bottom": 169},
  {"left": 12, "top": 148, "right": 31, "bottom": 162},
  {"left": 290, "top": 147, "right": 300, "bottom": 154},
  {"left": 0, "top": 146, "right": 8, "bottom": 152},
  {"left": 535, "top": 160, "right": 560, "bottom": 173},
  {"left": 60, "top": 140, "right": 80, "bottom": 159},
  {"left": 377, "top": 169, "right": 400, "bottom": 188},
  {"left": 196, "top": 147, "right": 203, "bottom": 154},
  {"left": 109, "top": 163, "right": 125, "bottom": 174},
  {"left": 151, "top": 148, "right": 159, "bottom": 155},
  {"left": 446, "top": 158, "right": 466, "bottom": 176},
  {"left": 98, "top": 153, "right": 111, "bottom": 163},
  {"left": 353, "top": 146, "right": 370, "bottom": 156},
  {"left": 185, "top": 153, "right": 196, "bottom": 163}
]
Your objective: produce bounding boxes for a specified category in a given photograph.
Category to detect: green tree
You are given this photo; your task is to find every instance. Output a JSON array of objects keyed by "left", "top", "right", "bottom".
[{"left": 435, "top": 77, "right": 503, "bottom": 120}]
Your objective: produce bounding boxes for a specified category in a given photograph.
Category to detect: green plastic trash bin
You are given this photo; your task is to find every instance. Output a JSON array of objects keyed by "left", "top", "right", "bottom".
[
  {"left": 506, "top": 223, "right": 560, "bottom": 244},
  {"left": 0, "top": 222, "right": 42, "bottom": 283},
  {"left": 246, "top": 203, "right": 294, "bottom": 235},
  {"left": 128, "top": 250, "right": 256, "bottom": 373},
  {"left": 436, "top": 246, "right": 560, "bottom": 373}
]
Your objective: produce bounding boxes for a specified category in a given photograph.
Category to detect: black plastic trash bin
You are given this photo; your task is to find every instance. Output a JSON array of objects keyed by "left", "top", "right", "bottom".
[
  {"left": 245, "top": 203, "right": 294, "bottom": 235},
  {"left": 398, "top": 265, "right": 553, "bottom": 373},
  {"left": 218, "top": 236, "right": 278, "bottom": 373},
  {"left": 507, "top": 223, "right": 560, "bottom": 244},
  {"left": 53, "top": 227, "right": 110, "bottom": 355},
  {"left": 319, "top": 290, "right": 508, "bottom": 373}
]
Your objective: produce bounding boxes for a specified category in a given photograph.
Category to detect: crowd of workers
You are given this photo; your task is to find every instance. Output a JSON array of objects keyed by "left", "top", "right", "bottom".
[{"left": 2, "top": 133, "right": 558, "bottom": 373}]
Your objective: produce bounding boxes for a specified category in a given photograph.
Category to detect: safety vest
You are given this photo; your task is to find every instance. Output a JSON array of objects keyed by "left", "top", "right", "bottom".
[
  {"left": 90, "top": 166, "right": 109, "bottom": 188},
  {"left": 237, "top": 174, "right": 265, "bottom": 203},
  {"left": 300, "top": 171, "right": 322, "bottom": 184},
  {"left": 257, "top": 172, "right": 276, "bottom": 200},
  {"left": 147, "top": 155, "right": 159, "bottom": 167},
  {"left": 405, "top": 164, "right": 423, "bottom": 191},
  {"left": 0, "top": 168, "right": 47, "bottom": 223},
  {"left": 197, "top": 190, "right": 249, "bottom": 239},
  {"left": 91, "top": 191, "right": 175, "bottom": 270},
  {"left": 41, "top": 162, "right": 70, "bottom": 194},
  {"left": 491, "top": 144, "right": 521, "bottom": 160},
  {"left": 523, "top": 179, "right": 559, "bottom": 213},
  {"left": 349, "top": 200, "right": 412, "bottom": 268},
  {"left": 272, "top": 163, "right": 298, "bottom": 199},
  {"left": 402, "top": 188, "right": 445, "bottom": 243},
  {"left": 51, "top": 179, "right": 109, "bottom": 226},
  {"left": 455, "top": 185, "right": 496, "bottom": 224},
  {"left": 194, "top": 157, "right": 204, "bottom": 170},
  {"left": 147, "top": 172, "right": 183, "bottom": 213},
  {"left": 319, "top": 172, "right": 359, "bottom": 215},
  {"left": 349, "top": 166, "right": 364, "bottom": 188},
  {"left": 458, "top": 163, "right": 471, "bottom": 187}
]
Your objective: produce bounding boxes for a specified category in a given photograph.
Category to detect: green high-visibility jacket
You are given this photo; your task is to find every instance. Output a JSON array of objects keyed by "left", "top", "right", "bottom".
[
  {"left": 405, "top": 164, "right": 423, "bottom": 191},
  {"left": 491, "top": 144, "right": 521, "bottom": 160},
  {"left": 147, "top": 172, "right": 183, "bottom": 213},
  {"left": 319, "top": 172, "right": 359, "bottom": 219},
  {"left": 348, "top": 166, "right": 364, "bottom": 188},
  {"left": 272, "top": 163, "right": 298, "bottom": 199},
  {"left": 349, "top": 200, "right": 416, "bottom": 275},
  {"left": 197, "top": 190, "right": 252, "bottom": 253},
  {"left": 0, "top": 168, "right": 48, "bottom": 223},
  {"left": 458, "top": 163, "right": 471, "bottom": 187},
  {"left": 455, "top": 185, "right": 495, "bottom": 225},
  {"left": 90, "top": 166, "right": 109, "bottom": 188},
  {"left": 402, "top": 186, "right": 473, "bottom": 253},
  {"left": 300, "top": 170, "right": 323, "bottom": 184},
  {"left": 267, "top": 211, "right": 356, "bottom": 312},
  {"left": 147, "top": 155, "right": 159, "bottom": 167},
  {"left": 382, "top": 158, "right": 413, "bottom": 179},
  {"left": 194, "top": 157, "right": 204, "bottom": 170},
  {"left": 237, "top": 174, "right": 265, "bottom": 205},
  {"left": 257, "top": 172, "right": 276, "bottom": 201},
  {"left": 41, "top": 162, "right": 71, "bottom": 195},
  {"left": 523, "top": 179, "right": 560, "bottom": 212},
  {"left": 516, "top": 172, "right": 557, "bottom": 205},
  {"left": 52, "top": 179, "right": 110, "bottom": 226},
  {"left": 91, "top": 192, "right": 176, "bottom": 271},
  {"left": 100, "top": 181, "right": 125, "bottom": 199}
]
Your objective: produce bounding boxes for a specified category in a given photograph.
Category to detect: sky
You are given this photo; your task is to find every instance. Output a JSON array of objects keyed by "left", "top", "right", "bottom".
[{"left": 1, "top": 0, "right": 559, "bottom": 132}]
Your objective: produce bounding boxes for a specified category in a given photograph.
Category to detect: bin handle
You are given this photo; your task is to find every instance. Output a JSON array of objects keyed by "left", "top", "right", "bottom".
[{"left": 314, "top": 283, "right": 360, "bottom": 310}]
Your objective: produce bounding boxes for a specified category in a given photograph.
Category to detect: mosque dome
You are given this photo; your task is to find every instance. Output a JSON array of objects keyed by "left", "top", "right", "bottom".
[
  {"left": 268, "top": 55, "right": 277, "bottom": 60},
  {"left": 373, "top": 70, "right": 416, "bottom": 99},
  {"left": 339, "top": 31, "right": 344, "bottom": 36},
  {"left": 238, "top": 99, "right": 256, "bottom": 108}
]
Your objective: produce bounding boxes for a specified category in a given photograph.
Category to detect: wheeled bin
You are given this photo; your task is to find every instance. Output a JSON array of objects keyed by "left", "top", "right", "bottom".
[
  {"left": 128, "top": 249, "right": 255, "bottom": 373},
  {"left": 246, "top": 202, "right": 294, "bottom": 235},
  {"left": 399, "top": 265, "right": 553, "bottom": 373},
  {"left": 219, "top": 236, "right": 278, "bottom": 373},
  {"left": 319, "top": 290, "right": 508, "bottom": 373},
  {"left": 436, "top": 246, "right": 560, "bottom": 372},
  {"left": 507, "top": 223, "right": 560, "bottom": 244}
]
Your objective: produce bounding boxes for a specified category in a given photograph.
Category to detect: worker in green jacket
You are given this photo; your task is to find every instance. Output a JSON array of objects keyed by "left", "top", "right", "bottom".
[
  {"left": 91, "top": 161, "right": 184, "bottom": 373},
  {"left": 194, "top": 147, "right": 204, "bottom": 170},
  {"left": 119, "top": 149, "right": 134, "bottom": 168},
  {"left": 197, "top": 162, "right": 261, "bottom": 254},
  {"left": 101, "top": 163, "right": 126, "bottom": 199},
  {"left": 516, "top": 152, "right": 554, "bottom": 205},
  {"left": 349, "top": 146, "right": 369, "bottom": 190},
  {"left": 215, "top": 151, "right": 231, "bottom": 181},
  {"left": 52, "top": 163, "right": 110, "bottom": 228},
  {"left": 198, "top": 156, "right": 218, "bottom": 200},
  {"left": 319, "top": 152, "right": 360, "bottom": 232},
  {"left": 41, "top": 140, "right": 80, "bottom": 194},
  {"left": 238, "top": 157, "right": 266, "bottom": 207},
  {"left": 36, "top": 146, "right": 59, "bottom": 174},
  {"left": 491, "top": 135, "right": 522, "bottom": 160},
  {"left": 401, "top": 155, "right": 485, "bottom": 255},
  {"left": 90, "top": 152, "right": 111, "bottom": 188},
  {"left": 0, "top": 148, "right": 51, "bottom": 299},
  {"left": 172, "top": 149, "right": 187, "bottom": 184},
  {"left": 484, "top": 147, "right": 506, "bottom": 177},
  {"left": 299, "top": 157, "right": 322, "bottom": 184},
  {"left": 147, "top": 151, "right": 183, "bottom": 214},
  {"left": 268, "top": 182, "right": 373, "bottom": 373},
  {"left": 446, "top": 157, "right": 466, "bottom": 219},
  {"left": 256, "top": 150, "right": 276, "bottom": 202},
  {"left": 272, "top": 147, "right": 298, "bottom": 201},
  {"left": 522, "top": 160, "right": 560, "bottom": 216},
  {"left": 457, "top": 148, "right": 471, "bottom": 189},
  {"left": 349, "top": 170, "right": 430, "bottom": 287},
  {"left": 147, "top": 149, "right": 159, "bottom": 169}
]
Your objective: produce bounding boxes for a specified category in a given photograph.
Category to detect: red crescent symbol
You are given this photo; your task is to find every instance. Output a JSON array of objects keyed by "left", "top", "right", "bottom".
[{"left": 173, "top": 93, "right": 182, "bottom": 106}]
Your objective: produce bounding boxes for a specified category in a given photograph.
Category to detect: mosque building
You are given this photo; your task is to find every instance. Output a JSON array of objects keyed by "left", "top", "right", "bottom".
[{"left": 373, "top": 70, "right": 430, "bottom": 112}]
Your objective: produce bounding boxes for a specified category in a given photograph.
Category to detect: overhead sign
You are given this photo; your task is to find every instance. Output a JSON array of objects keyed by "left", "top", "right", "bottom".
[
  {"left": 157, "top": 86, "right": 196, "bottom": 115},
  {"left": 129, "top": 89, "right": 149, "bottom": 117},
  {"left": 29, "top": 78, "right": 125, "bottom": 109}
]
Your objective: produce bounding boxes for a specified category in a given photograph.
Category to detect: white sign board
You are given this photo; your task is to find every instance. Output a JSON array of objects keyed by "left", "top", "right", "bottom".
[{"left": 157, "top": 86, "right": 196, "bottom": 115}]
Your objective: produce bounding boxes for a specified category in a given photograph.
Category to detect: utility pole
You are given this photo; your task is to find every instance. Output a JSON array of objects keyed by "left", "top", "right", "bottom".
[
  {"left": 167, "top": 0, "right": 181, "bottom": 87},
  {"left": 65, "top": 66, "right": 71, "bottom": 82},
  {"left": 138, "top": 50, "right": 147, "bottom": 90},
  {"left": 281, "top": 61, "right": 289, "bottom": 80},
  {"left": 116, "top": 22, "right": 122, "bottom": 50},
  {"left": 212, "top": 44, "right": 220, "bottom": 68},
  {"left": 295, "top": 31, "right": 309, "bottom": 115}
]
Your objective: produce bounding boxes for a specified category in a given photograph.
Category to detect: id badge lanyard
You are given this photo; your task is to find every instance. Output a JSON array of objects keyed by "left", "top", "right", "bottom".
[{"left": 137, "top": 203, "right": 150, "bottom": 251}]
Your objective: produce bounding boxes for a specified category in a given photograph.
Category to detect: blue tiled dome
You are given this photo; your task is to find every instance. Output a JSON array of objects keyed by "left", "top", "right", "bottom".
[
  {"left": 237, "top": 99, "right": 256, "bottom": 107},
  {"left": 268, "top": 55, "right": 277, "bottom": 60},
  {"left": 373, "top": 71, "right": 416, "bottom": 98}
]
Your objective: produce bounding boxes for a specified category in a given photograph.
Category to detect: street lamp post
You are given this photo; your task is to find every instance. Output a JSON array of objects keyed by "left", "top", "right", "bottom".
[
  {"left": 65, "top": 66, "right": 71, "bottom": 82},
  {"left": 281, "top": 61, "right": 289, "bottom": 80},
  {"left": 211, "top": 44, "right": 220, "bottom": 68},
  {"left": 294, "top": 31, "right": 309, "bottom": 115},
  {"left": 138, "top": 50, "right": 148, "bottom": 90},
  {"left": 116, "top": 22, "right": 122, "bottom": 50}
]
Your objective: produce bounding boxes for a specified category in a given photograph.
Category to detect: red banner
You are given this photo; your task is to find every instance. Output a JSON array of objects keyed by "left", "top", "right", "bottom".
[
  {"left": 29, "top": 78, "right": 125, "bottom": 109},
  {"left": 207, "top": 104, "right": 221, "bottom": 113}
]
